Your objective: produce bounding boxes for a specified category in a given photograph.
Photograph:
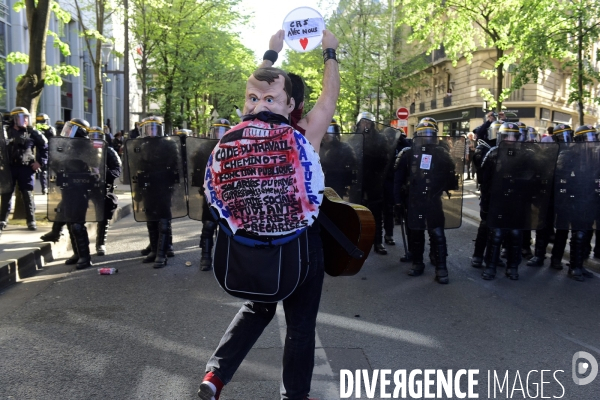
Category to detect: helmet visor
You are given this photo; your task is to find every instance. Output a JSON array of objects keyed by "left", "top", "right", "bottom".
[
  {"left": 488, "top": 124, "right": 500, "bottom": 141},
  {"left": 14, "top": 113, "right": 29, "bottom": 128},
  {"left": 89, "top": 131, "right": 104, "bottom": 140},
  {"left": 210, "top": 125, "right": 230, "bottom": 139},
  {"left": 61, "top": 122, "right": 83, "bottom": 138},
  {"left": 498, "top": 131, "right": 520, "bottom": 144},
  {"left": 575, "top": 131, "right": 597, "bottom": 142},
  {"left": 327, "top": 124, "right": 341, "bottom": 134},
  {"left": 142, "top": 122, "right": 164, "bottom": 137},
  {"left": 553, "top": 131, "right": 572, "bottom": 143},
  {"left": 527, "top": 132, "right": 540, "bottom": 142}
]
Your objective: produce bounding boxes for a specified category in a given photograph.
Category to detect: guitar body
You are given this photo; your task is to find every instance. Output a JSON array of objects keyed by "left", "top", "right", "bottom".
[{"left": 320, "top": 187, "right": 376, "bottom": 276}]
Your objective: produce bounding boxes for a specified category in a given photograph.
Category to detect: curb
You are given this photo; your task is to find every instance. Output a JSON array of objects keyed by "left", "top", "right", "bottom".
[{"left": 0, "top": 203, "right": 132, "bottom": 291}]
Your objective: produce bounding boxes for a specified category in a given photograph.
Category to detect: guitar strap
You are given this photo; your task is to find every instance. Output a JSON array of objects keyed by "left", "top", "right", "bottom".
[{"left": 317, "top": 213, "right": 364, "bottom": 260}]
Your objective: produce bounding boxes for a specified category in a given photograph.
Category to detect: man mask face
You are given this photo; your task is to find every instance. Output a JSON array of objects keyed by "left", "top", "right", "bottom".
[{"left": 243, "top": 74, "right": 295, "bottom": 118}]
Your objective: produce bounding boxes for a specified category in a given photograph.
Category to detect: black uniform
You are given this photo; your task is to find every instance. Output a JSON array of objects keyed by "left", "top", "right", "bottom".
[
  {"left": 38, "top": 125, "right": 56, "bottom": 194},
  {"left": 95, "top": 146, "right": 122, "bottom": 255},
  {"left": 0, "top": 125, "right": 48, "bottom": 230}
]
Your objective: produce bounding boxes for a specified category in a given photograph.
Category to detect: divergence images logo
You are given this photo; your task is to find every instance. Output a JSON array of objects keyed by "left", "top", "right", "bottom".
[{"left": 572, "top": 351, "right": 598, "bottom": 386}]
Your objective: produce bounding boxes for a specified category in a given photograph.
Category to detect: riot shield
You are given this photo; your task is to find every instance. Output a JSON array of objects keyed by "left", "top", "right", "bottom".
[
  {"left": 120, "top": 139, "right": 130, "bottom": 184},
  {"left": 126, "top": 136, "right": 187, "bottom": 222},
  {"left": 407, "top": 136, "right": 464, "bottom": 230},
  {"left": 487, "top": 141, "right": 559, "bottom": 230},
  {"left": 47, "top": 137, "right": 107, "bottom": 222},
  {"left": 0, "top": 135, "right": 12, "bottom": 194},
  {"left": 186, "top": 137, "right": 219, "bottom": 220},
  {"left": 319, "top": 133, "right": 362, "bottom": 202},
  {"left": 553, "top": 141, "right": 600, "bottom": 230}
]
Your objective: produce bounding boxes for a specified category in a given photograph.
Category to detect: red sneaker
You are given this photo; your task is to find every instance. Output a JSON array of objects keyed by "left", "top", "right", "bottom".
[{"left": 198, "top": 372, "right": 223, "bottom": 400}]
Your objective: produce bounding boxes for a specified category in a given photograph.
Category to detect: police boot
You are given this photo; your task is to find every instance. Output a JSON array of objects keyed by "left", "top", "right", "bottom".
[
  {"left": 65, "top": 225, "right": 79, "bottom": 265},
  {"left": 140, "top": 244, "right": 152, "bottom": 256},
  {"left": 72, "top": 223, "right": 92, "bottom": 270},
  {"left": 505, "top": 233, "right": 521, "bottom": 280},
  {"left": 166, "top": 223, "right": 175, "bottom": 257},
  {"left": 408, "top": 237, "right": 425, "bottom": 277},
  {"left": 471, "top": 220, "right": 488, "bottom": 268},
  {"left": 22, "top": 191, "right": 37, "bottom": 230},
  {"left": 153, "top": 219, "right": 169, "bottom": 268},
  {"left": 143, "top": 222, "right": 159, "bottom": 263},
  {"left": 430, "top": 227, "right": 449, "bottom": 284},
  {"left": 41, "top": 222, "right": 66, "bottom": 242},
  {"left": 483, "top": 230, "right": 503, "bottom": 280},
  {"left": 200, "top": 237, "right": 214, "bottom": 271},
  {"left": 527, "top": 235, "right": 546, "bottom": 267},
  {"left": 374, "top": 243, "right": 387, "bottom": 255},
  {"left": 0, "top": 221, "right": 6, "bottom": 237},
  {"left": 568, "top": 231, "right": 586, "bottom": 282},
  {"left": 96, "top": 220, "right": 109, "bottom": 256}
]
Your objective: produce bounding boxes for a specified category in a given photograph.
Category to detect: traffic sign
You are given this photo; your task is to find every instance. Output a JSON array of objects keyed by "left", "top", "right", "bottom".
[
  {"left": 396, "top": 107, "right": 409, "bottom": 120},
  {"left": 397, "top": 120, "right": 408, "bottom": 127}
]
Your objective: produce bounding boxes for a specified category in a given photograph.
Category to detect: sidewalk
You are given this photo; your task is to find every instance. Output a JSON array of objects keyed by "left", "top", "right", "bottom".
[
  {"left": 460, "top": 178, "right": 600, "bottom": 273},
  {"left": 0, "top": 179, "right": 133, "bottom": 290}
]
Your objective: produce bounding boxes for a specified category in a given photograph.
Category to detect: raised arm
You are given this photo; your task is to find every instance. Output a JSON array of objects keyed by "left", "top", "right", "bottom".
[
  {"left": 299, "top": 30, "right": 340, "bottom": 152},
  {"left": 258, "top": 30, "right": 285, "bottom": 68}
]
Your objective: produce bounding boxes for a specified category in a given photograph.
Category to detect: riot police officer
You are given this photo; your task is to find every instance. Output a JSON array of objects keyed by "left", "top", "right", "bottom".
[
  {"left": 551, "top": 124, "right": 598, "bottom": 281},
  {"left": 36, "top": 113, "right": 56, "bottom": 195},
  {"left": 480, "top": 122, "right": 528, "bottom": 280},
  {"left": 58, "top": 118, "right": 98, "bottom": 269},
  {"left": 89, "top": 126, "right": 121, "bottom": 256},
  {"left": 394, "top": 121, "right": 455, "bottom": 284},
  {"left": 0, "top": 107, "right": 48, "bottom": 233},
  {"left": 198, "top": 119, "right": 231, "bottom": 270},
  {"left": 470, "top": 121, "right": 502, "bottom": 268},
  {"left": 356, "top": 112, "right": 391, "bottom": 255},
  {"left": 131, "top": 116, "right": 180, "bottom": 268},
  {"left": 320, "top": 118, "right": 358, "bottom": 199}
]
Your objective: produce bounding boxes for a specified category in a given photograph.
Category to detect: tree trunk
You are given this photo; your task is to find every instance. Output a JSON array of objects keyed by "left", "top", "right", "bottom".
[
  {"left": 495, "top": 47, "right": 504, "bottom": 113},
  {"left": 577, "top": 16, "right": 585, "bottom": 126},
  {"left": 94, "top": 56, "right": 104, "bottom": 127},
  {"left": 14, "top": 0, "right": 52, "bottom": 220}
]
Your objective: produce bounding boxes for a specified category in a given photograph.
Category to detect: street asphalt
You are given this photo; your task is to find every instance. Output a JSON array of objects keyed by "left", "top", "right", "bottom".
[{"left": 1, "top": 180, "right": 599, "bottom": 399}]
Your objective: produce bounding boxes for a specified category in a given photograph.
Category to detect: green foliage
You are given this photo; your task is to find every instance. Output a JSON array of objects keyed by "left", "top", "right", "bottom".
[
  {"left": 131, "top": 0, "right": 255, "bottom": 132},
  {"left": 45, "top": 64, "right": 81, "bottom": 86},
  {"left": 7, "top": 52, "right": 29, "bottom": 64},
  {"left": 281, "top": 48, "right": 324, "bottom": 115}
]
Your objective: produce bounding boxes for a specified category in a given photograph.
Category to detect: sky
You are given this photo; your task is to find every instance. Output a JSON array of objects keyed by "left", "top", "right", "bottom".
[{"left": 234, "top": 0, "right": 337, "bottom": 63}]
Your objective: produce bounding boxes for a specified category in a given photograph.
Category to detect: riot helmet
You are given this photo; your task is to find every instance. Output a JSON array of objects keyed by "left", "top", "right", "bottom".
[
  {"left": 89, "top": 126, "right": 105, "bottom": 140},
  {"left": 553, "top": 124, "right": 573, "bottom": 143},
  {"left": 526, "top": 127, "right": 540, "bottom": 142},
  {"left": 355, "top": 111, "right": 376, "bottom": 133},
  {"left": 11, "top": 107, "right": 30, "bottom": 128},
  {"left": 487, "top": 121, "right": 503, "bottom": 142},
  {"left": 419, "top": 117, "right": 438, "bottom": 131},
  {"left": 55, "top": 120, "right": 65, "bottom": 132},
  {"left": 61, "top": 118, "right": 90, "bottom": 138},
  {"left": 36, "top": 113, "right": 50, "bottom": 126},
  {"left": 515, "top": 122, "right": 527, "bottom": 142},
  {"left": 327, "top": 118, "right": 341, "bottom": 135},
  {"left": 497, "top": 122, "right": 521, "bottom": 144},
  {"left": 414, "top": 121, "right": 438, "bottom": 137},
  {"left": 140, "top": 116, "right": 165, "bottom": 137},
  {"left": 574, "top": 125, "right": 597, "bottom": 142},
  {"left": 209, "top": 119, "right": 231, "bottom": 139}
]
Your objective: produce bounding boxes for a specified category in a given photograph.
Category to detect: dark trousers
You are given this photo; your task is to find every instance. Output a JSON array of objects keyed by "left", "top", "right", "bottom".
[
  {"left": 205, "top": 229, "right": 325, "bottom": 400},
  {"left": 383, "top": 182, "right": 394, "bottom": 237},
  {"left": 0, "top": 165, "right": 36, "bottom": 223},
  {"left": 365, "top": 199, "right": 383, "bottom": 245}
]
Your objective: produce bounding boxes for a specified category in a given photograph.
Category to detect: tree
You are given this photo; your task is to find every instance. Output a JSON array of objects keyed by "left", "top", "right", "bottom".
[
  {"left": 7, "top": 0, "right": 79, "bottom": 114},
  {"left": 399, "top": 0, "right": 535, "bottom": 112},
  {"left": 74, "top": 0, "right": 120, "bottom": 127}
]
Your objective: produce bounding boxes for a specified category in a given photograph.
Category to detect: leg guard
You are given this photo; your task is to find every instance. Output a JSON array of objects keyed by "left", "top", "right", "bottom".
[
  {"left": 430, "top": 227, "right": 448, "bottom": 284},
  {"left": 96, "top": 220, "right": 109, "bottom": 255},
  {"left": 568, "top": 230, "right": 586, "bottom": 282},
  {"left": 65, "top": 224, "right": 79, "bottom": 265},
  {"left": 200, "top": 221, "right": 217, "bottom": 271},
  {"left": 153, "top": 219, "right": 170, "bottom": 268},
  {"left": 143, "top": 221, "right": 159, "bottom": 263},
  {"left": 483, "top": 229, "right": 504, "bottom": 280},
  {"left": 408, "top": 230, "right": 426, "bottom": 276},
  {"left": 71, "top": 223, "right": 91, "bottom": 269},
  {"left": 505, "top": 230, "right": 522, "bottom": 280}
]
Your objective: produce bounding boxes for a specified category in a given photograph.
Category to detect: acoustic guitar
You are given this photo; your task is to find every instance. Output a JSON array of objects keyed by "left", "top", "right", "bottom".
[{"left": 320, "top": 187, "right": 376, "bottom": 276}]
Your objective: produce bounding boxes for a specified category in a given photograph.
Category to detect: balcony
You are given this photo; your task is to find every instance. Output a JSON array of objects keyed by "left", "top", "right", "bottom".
[
  {"left": 430, "top": 100, "right": 437, "bottom": 110},
  {"left": 443, "top": 96, "right": 452, "bottom": 107}
]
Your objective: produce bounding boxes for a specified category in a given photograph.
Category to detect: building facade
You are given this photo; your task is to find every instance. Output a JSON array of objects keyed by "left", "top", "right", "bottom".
[
  {"left": 395, "top": 47, "right": 600, "bottom": 137},
  {"left": 2, "top": 0, "right": 140, "bottom": 133}
]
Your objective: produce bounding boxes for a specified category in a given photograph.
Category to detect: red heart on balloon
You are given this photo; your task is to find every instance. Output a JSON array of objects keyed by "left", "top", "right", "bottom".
[{"left": 299, "top": 38, "right": 308, "bottom": 50}]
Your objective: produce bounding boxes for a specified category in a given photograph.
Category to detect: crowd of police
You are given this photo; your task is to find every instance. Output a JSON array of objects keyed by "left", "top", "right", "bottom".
[
  {"left": 319, "top": 112, "right": 600, "bottom": 284},
  {"left": 2, "top": 106, "right": 599, "bottom": 282}
]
